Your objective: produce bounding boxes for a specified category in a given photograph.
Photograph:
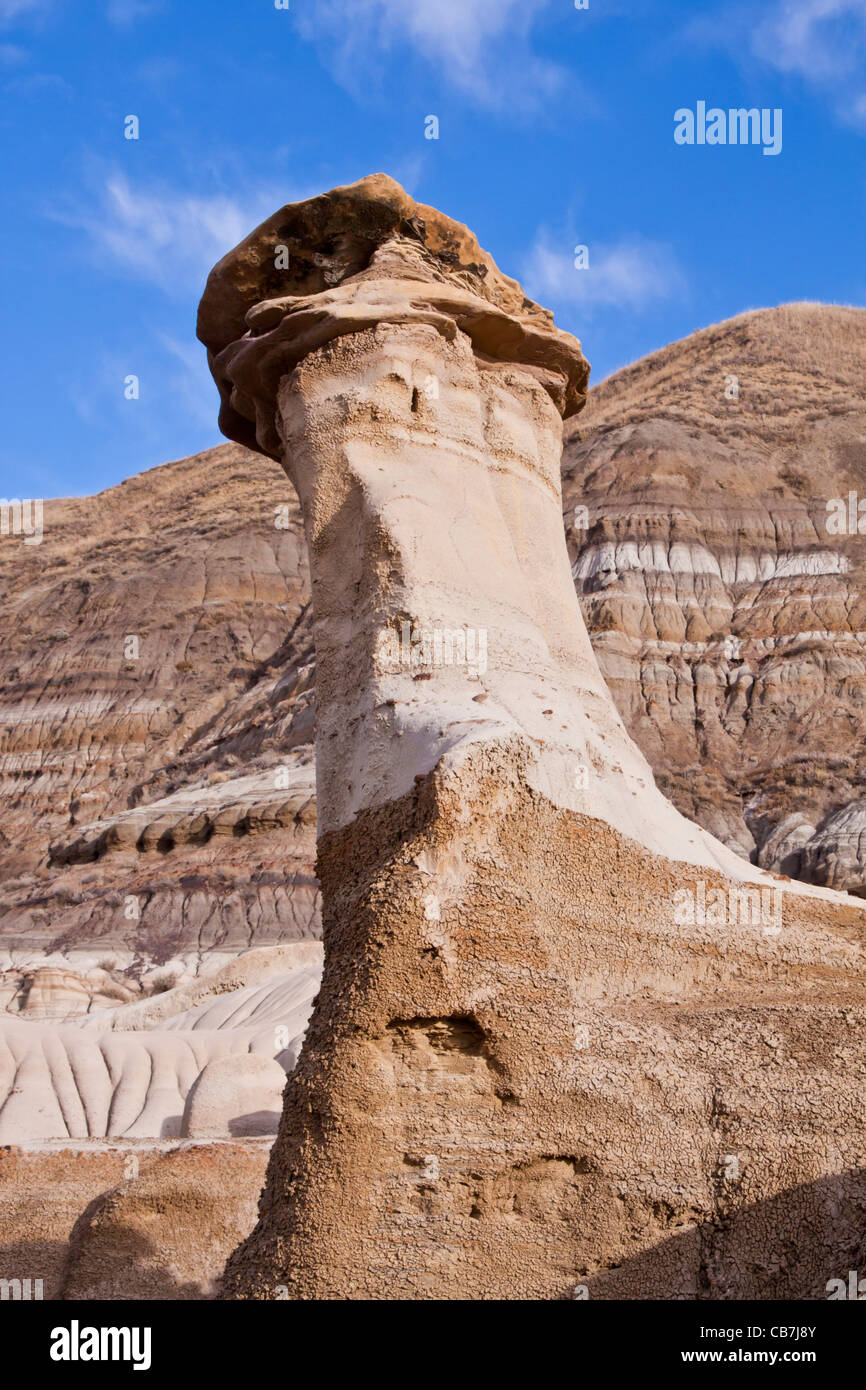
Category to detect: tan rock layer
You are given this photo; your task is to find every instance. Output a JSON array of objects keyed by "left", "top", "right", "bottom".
[
  {"left": 0, "top": 1144, "right": 270, "bottom": 1300},
  {"left": 0, "top": 441, "right": 319, "bottom": 965},
  {"left": 224, "top": 760, "right": 866, "bottom": 1299}
]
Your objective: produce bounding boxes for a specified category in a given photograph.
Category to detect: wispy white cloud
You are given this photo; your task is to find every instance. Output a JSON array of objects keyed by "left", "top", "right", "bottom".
[
  {"left": 385, "top": 150, "right": 426, "bottom": 197},
  {"left": 0, "top": 0, "right": 46, "bottom": 20},
  {"left": 294, "top": 0, "right": 565, "bottom": 112},
  {"left": 0, "top": 0, "right": 163, "bottom": 28},
  {"left": 752, "top": 0, "right": 866, "bottom": 80},
  {"left": 5, "top": 70, "right": 69, "bottom": 96},
  {"left": 55, "top": 172, "right": 288, "bottom": 297},
  {"left": 106, "top": 0, "right": 163, "bottom": 28},
  {"left": 523, "top": 230, "right": 687, "bottom": 316},
  {"left": 64, "top": 335, "right": 221, "bottom": 456},
  {"left": 135, "top": 55, "right": 183, "bottom": 86},
  {"left": 689, "top": 0, "right": 866, "bottom": 131}
]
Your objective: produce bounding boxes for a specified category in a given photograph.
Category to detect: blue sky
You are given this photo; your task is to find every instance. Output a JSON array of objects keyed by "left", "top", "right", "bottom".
[{"left": 1, "top": 0, "right": 864, "bottom": 499}]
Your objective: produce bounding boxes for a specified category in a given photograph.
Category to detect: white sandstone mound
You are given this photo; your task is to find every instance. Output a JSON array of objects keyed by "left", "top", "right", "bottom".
[
  {"left": 182, "top": 1054, "right": 289, "bottom": 1138},
  {"left": 0, "top": 944, "right": 323, "bottom": 1143}
]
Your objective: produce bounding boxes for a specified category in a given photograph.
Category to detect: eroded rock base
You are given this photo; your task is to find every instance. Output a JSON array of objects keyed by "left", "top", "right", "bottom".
[{"left": 223, "top": 750, "right": 866, "bottom": 1299}]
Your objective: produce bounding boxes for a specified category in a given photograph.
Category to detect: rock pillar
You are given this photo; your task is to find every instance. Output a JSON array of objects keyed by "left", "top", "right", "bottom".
[{"left": 199, "top": 176, "right": 866, "bottom": 1300}]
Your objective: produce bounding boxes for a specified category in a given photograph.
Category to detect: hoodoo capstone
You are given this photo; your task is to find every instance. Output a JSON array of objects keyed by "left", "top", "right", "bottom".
[{"left": 200, "top": 176, "right": 866, "bottom": 1300}]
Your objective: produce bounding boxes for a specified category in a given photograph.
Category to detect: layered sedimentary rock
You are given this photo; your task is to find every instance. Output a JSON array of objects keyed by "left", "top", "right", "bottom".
[
  {"left": 756, "top": 813, "right": 816, "bottom": 878},
  {"left": 799, "top": 800, "right": 866, "bottom": 896},
  {"left": 0, "top": 963, "right": 139, "bottom": 1021},
  {"left": 198, "top": 176, "right": 866, "bottom": 1300},
  {"left": 563, "top": 303, "right": 866, "bottom": 865},
  {"left": 0, "top": 444, "right": 319, "bottom": 968}
]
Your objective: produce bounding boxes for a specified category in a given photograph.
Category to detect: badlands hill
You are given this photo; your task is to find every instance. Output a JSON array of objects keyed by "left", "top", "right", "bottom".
[
  {"left": 1, "top": 302, "right": 865, "bottom": 985},
  {"left": 0, "top": 443, "right": 319, "bottom": 975},
  {"left": 563, "top": 302, "right": 866, "bottom": 881}
]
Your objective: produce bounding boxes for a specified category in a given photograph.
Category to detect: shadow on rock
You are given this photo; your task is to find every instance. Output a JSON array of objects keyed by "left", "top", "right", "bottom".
[{"left": 584, "top": 1169, "right": 866, "bottom": 1301}]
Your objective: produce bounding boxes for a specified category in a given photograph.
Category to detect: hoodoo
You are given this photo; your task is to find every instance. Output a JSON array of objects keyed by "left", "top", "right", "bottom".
[{"left": 200, "top": 176, "right": 866, "bottom": 1300}]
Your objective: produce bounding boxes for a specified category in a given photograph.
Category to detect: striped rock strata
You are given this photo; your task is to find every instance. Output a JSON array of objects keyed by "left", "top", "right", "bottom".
[
  {"left": 0, "top": 442, "right": 319, "bottom": 969},
  {"left": 563, "top": 304, "right": 866, "bottom": 865},
  {"left": 190, "top": 177, "right": 866, "bottom": 1301}
]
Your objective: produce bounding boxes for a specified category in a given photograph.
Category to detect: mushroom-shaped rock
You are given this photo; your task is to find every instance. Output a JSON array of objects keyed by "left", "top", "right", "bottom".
[
  {"left": 202, "top": 177, "right": 866, "bottom": 1301},
  {"left": 181, "top": 1054, "right": 287, "bottom": 1139},
  {"left": 197, "top": 174, "right": 757, "bottom": 863},
  {"left": 198, "top": 172, "right": 590, "bottom": 460}
]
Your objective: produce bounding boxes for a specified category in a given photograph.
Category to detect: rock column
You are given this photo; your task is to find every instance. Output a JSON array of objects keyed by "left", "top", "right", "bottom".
[{"left": 199, "top": 176, "right": 866, "bottom": 1300}]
